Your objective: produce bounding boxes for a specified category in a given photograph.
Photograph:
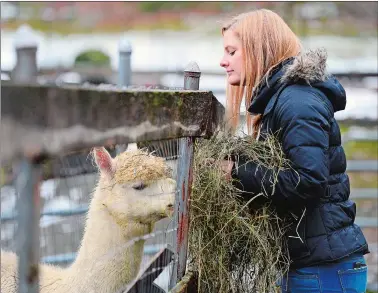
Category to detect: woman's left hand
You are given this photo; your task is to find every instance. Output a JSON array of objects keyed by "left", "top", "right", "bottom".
[{"left": 219, "top": 160, "right": 235, "bottom": 181}]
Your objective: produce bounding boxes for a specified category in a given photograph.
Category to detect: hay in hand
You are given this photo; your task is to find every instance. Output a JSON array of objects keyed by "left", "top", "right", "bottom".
[{"left": 189, "top": 132, "right": 294, "bottom": 293}]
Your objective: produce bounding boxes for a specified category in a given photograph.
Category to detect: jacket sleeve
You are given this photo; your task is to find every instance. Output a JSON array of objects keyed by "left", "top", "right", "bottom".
[{"left": 232, "top": 90, "right": 331, "bottom": 210}]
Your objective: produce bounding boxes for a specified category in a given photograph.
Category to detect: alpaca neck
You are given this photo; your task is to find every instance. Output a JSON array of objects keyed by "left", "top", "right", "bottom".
[{"left": 68, "top": 193, "right": 152, "bottom": 292}]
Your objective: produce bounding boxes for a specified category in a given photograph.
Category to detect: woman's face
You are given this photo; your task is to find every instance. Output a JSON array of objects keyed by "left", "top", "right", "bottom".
[{"left": 220, "top": 29, "right": 243, "bottom": 86}]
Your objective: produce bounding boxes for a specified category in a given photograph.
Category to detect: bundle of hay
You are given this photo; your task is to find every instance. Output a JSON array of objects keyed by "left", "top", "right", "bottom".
[{"left": 189, "top": 132, "right": 295, "bottom": 293}]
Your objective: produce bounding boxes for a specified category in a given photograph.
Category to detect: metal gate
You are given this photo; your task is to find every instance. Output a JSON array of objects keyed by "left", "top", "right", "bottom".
[{"left": 0, "top": 64, "right": 224, "bottom": 293}]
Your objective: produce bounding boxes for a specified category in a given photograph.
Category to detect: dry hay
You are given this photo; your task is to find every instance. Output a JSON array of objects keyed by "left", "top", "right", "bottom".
[{"left": 189, "top": 132, "right": 296, "bottom": 293}]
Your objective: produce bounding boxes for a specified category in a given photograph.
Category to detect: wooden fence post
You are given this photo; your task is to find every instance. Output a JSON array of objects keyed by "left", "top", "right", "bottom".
[
  {"left": 169, "top": 61, "right": 201, "bottom": 291},
  {"left": 15, "top": 157, "right": 43, "bottom": 293}
]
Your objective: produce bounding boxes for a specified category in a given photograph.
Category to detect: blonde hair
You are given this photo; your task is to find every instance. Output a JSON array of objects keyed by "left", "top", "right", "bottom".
[{"left": 222, "top": 9, "right": 302, "bottom": 137}]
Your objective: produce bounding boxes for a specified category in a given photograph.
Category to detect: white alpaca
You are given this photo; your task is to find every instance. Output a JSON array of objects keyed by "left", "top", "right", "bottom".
[{"left": 1, "top": 147, "right": 176, "bottom": 293}]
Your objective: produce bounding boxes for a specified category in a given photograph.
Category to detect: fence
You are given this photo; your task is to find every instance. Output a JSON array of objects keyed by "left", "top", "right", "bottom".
[
  {"left": 1, "top": 77, "right": 224, "bottom": 293},
  {"left": 1, "top": 25, "right": 225, "bottom": 293}
]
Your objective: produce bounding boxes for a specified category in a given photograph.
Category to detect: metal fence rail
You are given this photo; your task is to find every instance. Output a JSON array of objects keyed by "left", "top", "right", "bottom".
[
  {"left": 350, "top": 188, "right": 377, "bottom": 199},
  {"left": 347, "top": 160, "right": 378, "bottom": 172},
  {"left": 355, "top": 217, "right": 378, "bottom": 228}
]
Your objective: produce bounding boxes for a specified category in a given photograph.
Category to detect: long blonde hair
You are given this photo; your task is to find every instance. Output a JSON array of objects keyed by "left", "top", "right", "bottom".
[{"left": 222, "top": 9, "right": 302, "bottom": 137}]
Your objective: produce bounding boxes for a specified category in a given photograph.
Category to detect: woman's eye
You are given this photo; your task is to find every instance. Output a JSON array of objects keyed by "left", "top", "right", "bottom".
[
  {"left": 132, "top": 181, "right": 146, "bottom": 190},
  {"left": 229, "top": 51, "right": 235, "bottom": 56}
]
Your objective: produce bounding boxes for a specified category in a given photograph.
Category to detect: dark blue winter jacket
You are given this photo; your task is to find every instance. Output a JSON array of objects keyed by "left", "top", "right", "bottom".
[{"left": 231, "top": 49, "right": 369, "bottom": 268}]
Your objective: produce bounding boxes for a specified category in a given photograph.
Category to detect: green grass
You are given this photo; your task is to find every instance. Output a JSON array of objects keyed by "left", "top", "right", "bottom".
[
  {"left": 344, "top": 141, "right": 378, "bottom": 160},
  {"left": 131, "top": 19, "right": 189, "bottom": 31},
  {"left": 348, "top": 172, "right": 377, "bottom": 189},
  {"left": 333, "top": 124, "right": 377, "bottom": 188},
  {"left": 339, "top": 124, "right": 350, "bottom": 135},
  {"left": 74, "top": 50, "right": 111, "bottom": 66},
  {"left": 291, "top": 23, "right": 371, "bottom": 38},
  {"left": 339, "top": 124, "right": 377, "bottom": 196},
  {"left": 3, "top": 18, "right": 189, "bottom": 35},
  {"left": 4, "top": 19, "right": 79, "bottom": 35},
  {"left": 138, "top": 2, "right": 197, "bottom": 13},
  {"left": 338, "top": 123, "right": 377, "bottom": 160}
]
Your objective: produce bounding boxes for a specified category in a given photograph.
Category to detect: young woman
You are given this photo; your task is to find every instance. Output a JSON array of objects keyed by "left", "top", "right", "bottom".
[{"left": 219, "top": 9, "right": 369, "bottom": 293}]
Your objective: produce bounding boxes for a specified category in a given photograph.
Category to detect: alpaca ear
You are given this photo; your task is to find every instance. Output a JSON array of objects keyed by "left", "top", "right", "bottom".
[{"left": 93, "top": 147, "right": 114, "bottom": 178}]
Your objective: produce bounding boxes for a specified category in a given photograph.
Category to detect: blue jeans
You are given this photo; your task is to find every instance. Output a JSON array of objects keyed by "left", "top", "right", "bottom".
[{"left": 280, "top": 254, "right": 368, "bottom": 293}]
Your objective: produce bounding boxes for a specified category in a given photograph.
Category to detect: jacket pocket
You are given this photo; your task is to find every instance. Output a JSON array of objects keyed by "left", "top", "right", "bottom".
[{"left": 338, "top": 265, "right": 367, "bottom": 293}]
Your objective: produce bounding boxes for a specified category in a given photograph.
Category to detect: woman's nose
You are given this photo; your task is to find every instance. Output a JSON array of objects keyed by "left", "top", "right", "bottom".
[{"left": 220, "top": 58, "right": 228, "bottom": 68}]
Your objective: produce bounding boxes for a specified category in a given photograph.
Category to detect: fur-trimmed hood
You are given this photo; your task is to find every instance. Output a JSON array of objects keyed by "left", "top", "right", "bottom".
[
  {"left": 249, "top": 48, "right": 347, "bottom": 115},
  {"left": 280, "top": 48, "right": 329, "bottom": 84}
]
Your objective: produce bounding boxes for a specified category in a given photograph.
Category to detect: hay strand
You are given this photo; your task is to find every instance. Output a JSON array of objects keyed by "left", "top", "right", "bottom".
[{"left": 189, "top": 132, "right": 294, "bottom": 293}]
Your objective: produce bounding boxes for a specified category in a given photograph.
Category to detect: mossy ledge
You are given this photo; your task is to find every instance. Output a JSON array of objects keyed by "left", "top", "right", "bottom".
[{"left": 1, "top": 82, "right": 224, "bottom": 164}]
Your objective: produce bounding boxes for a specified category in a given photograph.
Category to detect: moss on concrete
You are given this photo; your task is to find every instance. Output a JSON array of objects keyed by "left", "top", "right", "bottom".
[{"left": 1, "top": 82, "right": 224, "bottom": 164}]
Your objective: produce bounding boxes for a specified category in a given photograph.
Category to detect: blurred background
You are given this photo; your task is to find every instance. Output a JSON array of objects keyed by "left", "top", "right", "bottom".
[
  {"left": 1, "top": 2, "right": 378, "bottom": 117},
  {"left": 1, "top": 1, "right": 377, "bottom": 118},
  {"left": 1, "top": 1, "right": 377, "bottom": 292}
]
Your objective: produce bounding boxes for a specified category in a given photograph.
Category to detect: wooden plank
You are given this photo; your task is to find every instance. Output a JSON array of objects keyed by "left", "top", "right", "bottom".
[{"left": 1, "top": 82, "right": 224, "bottom": 165}]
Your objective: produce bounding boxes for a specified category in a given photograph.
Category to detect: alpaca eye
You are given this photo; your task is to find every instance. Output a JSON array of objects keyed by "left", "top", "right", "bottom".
[{"left": 132, "top": 181, "right": 146, "bottom": 190}]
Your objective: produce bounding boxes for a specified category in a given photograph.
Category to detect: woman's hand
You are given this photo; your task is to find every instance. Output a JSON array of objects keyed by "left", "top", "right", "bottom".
[
  {"left": 219, "top": 160, "right": 235, "bottom": 181},
  {"left": 201, "top": 158, "right": 235, "bottom": 181}
]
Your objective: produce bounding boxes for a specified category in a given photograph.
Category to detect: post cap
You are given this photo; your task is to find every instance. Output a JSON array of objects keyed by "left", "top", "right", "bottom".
[
  {"left": 13, "top": 24, "right": 39, "bottom": 49},
  {"left": 118, "top": 36, "right": 132, "bottom": 53},
  {"left": 184, "top": 61, "right": 200, "bottom": 73}
]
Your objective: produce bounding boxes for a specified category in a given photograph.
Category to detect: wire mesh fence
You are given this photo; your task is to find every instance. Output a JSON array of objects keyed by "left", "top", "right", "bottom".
[{"left": 0, "top": 67, "right": 224, "bottom": 293}]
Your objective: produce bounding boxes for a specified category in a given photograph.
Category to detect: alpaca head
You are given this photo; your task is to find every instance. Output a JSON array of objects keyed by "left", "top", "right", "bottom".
[{"left": 92, "top": 147, "right": 176, "bottom": 226}]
